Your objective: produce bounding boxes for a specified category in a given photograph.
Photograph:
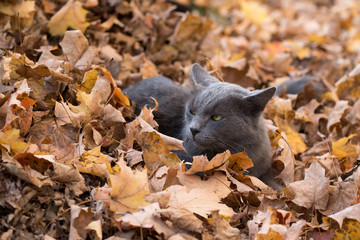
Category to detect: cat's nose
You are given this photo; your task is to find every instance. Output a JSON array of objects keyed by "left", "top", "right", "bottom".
[{"left": 190, "top": 128, "right": 200, "bottom": 137}]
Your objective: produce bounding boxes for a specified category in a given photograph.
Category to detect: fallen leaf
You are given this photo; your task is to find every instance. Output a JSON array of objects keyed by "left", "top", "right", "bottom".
[
  {"left": 165, "top": 185, "right": 234, "bottom": 218},
  {"left": 324, "top": 203, "right": 360, "bottom": 228},
  {"left": 119, "top": 202, "right": 160, "bottom": 228},
  {"left": 274, "top": 116, "right": 307, "bottom": 155},
  {"left": 70, "top": 205, "right": 102, "bottom": 240},
  {"left": 94, "top": 159, "right": 150, "bottom": 213},
  {"left": 211, "top": 210, "right": 240, "bottom": 240},
  {"left": 59, "top": 30, "right": 89, "bottom": 66},
  {"left": 288, "top": 161, "right": 330, "bottom": 210},
  {"left": 332, "top": 134, "right": 360, "bottom": 170},
  {"left": 47, "top": 0, "right": 90, "bottom": 36},
  {"left": 184, "top": 151, "right": 231, "bottom": 175}
]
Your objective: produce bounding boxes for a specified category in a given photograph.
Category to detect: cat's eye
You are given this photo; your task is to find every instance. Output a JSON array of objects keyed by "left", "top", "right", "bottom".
[
  {"left": 190, "top": 109, "right": 196, "bottom": 115},
  {"left": 211, "top": 115, "right": 223, "bottom": 121}
]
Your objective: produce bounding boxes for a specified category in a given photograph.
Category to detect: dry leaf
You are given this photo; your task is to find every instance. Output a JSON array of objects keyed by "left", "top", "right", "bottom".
[
  {"left": 165, "top": 185, "right": 234, "bottom": 218},
  {"left": 288, "top": 161, "right": 330, "bottom": 210},
  {"left": 94, "top": 159, "right": 150, "bottom": 213},
  {"left": 47, "top": 0, "right": 89, "bottom": 36}
]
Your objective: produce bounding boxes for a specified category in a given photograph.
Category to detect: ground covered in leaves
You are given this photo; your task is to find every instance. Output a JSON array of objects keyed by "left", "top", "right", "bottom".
[{"left": 1, "top": 0, "right": 360, "bottom": 239}]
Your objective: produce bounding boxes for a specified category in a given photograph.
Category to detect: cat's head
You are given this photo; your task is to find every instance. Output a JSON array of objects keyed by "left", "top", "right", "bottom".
[{"left": 183, "top": 63, "right": 276, "bottom": 157}]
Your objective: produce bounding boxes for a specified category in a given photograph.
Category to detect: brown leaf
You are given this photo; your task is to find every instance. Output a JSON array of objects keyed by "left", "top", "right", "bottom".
[
  {"left": 47, "top": 0, "right": 89, "bottom": 36},
  {"left": 288, "top": 161, "right": 330, "bottom": 210},
  {"left": 159, "top": 207, "right": 204, "bottom": 233},
  {"left": 324, "top": 204, "right": 360, "bottom": 228},
  {"left": 70, "top": 205, "right": 102, "bottom": 240},
  {"left": 327, "top": 100, "right": 350, "bottom": 133},
  {"left": 211, "top": 210, "right": 240, "bottom": 240},
  {"left": 94, "top": 159, "right": 150, "bottom": 213},
  {"left": 119, "top": 203, "right": 160, "bottom": 228},
  {"left": 332, "top": 134, "right": 360, "bottom": 170},
  {"left": 59, "top": 30, "right": 89, "bottom": 66},
  {"left": 184, "top": 151, "right": 231, "bottom": 175},
  {"left": 321, "top": 180, "right": 358, "bottom": 215},
  {"left": 165, "top": 185, "right": 234, "bottom": 218},
  {"left": 274, "top": 116, "right": 307, "bottom": 155}
]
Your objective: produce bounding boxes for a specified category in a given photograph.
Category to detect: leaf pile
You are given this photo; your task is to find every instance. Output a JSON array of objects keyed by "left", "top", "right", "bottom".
[{"left": 1, "top": 0, "right": 360, "bottom": 239}]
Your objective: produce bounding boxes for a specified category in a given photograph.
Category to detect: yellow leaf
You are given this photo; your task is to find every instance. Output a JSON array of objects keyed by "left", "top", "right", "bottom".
[
  {"left": 0, "top": 129, "right": 28, "bottom": 154},
  {"left": 332, "top": 134, "right": 359, "bottom": 169},
  {"left": 308, "top": 34, "right": 327, "bottom": 44},
  {"left": 346, "top": 33, "right": 360, "bottom": 53},
  {"left": 227, "top": 152, "right": 254, "bottom": 177},
  {"left": 96, "top": 159, "right": 150, "bottom": 212},
  {"left": 0, "top": 1, "right": 35, "bottom": 18},
  {"left": 139, "top": 131, "right": 180, "bottom": 171},
  {"left": 257, "top": 228, "right": 284, "bottom": 240},
  {"left": 47, "top": 0, "right": 89, "bottom": 36},
  {"left": 240, "top": 0, "right": 268, "bottom": 25},
  {"left": 274, "top": 116, "right": 307, "bottom": 155},
  {"left": 78, "top": 146, "right": 109, "bottom": 179},
  {"left": 79, "top": 70, "right": 98, "bottom": 93},
  {"left": 336, "top": 66, "right": 360, "bottom": 102},
  {"left": 333, "top": 219, "right": 360, "bottom": 240}
]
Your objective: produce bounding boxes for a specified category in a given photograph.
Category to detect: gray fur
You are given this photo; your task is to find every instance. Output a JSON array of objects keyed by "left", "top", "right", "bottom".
[{"left": 124, "top": 64, "right": 278, "bottom": 187}]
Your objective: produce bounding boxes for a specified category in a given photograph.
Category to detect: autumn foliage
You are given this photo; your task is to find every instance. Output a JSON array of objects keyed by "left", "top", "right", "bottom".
[{"left": 1, "top": 0, "right": 360, "bottom": 239}]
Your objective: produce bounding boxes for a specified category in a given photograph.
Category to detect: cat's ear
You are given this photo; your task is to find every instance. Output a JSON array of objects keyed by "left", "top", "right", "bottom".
[
  {"left": 190, "top": 63, "right": 219, "bottom": 86},
  {"left": 244, "top": 87, "right": 276, "bottom": 115}
]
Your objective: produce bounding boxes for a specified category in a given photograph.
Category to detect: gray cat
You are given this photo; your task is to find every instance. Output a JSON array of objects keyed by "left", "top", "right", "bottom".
[{"left": 124, "top": 63, "right": 279, "bottom": 188}]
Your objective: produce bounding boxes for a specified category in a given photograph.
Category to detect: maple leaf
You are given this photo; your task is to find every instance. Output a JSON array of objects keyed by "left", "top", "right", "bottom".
[
  {"left": 177, "top": 172, "right": 232, "bottom": 200},
  {"left": 288, "top": 161, "right": 330, "bottom": 210},
  {"left": 321, "top": 180, "right": 358, "bottom": 215},
  {"left": 268, "top": 125, "right": 295, "bottom": 186},
  {"left": 165, "top": 185, "right": 234, "bottom": 218},
  {"left": 47, "top": 0, "right": 90, "bottom": 36},
  {"left": 327, "top": 100, "right": 350, "bottom": 132},
  {"left": 94, "top": 159, "right": 150, "bottom": 213},
  {"left": 55, "top": 91, "right": 104, "bottom": 127}
]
